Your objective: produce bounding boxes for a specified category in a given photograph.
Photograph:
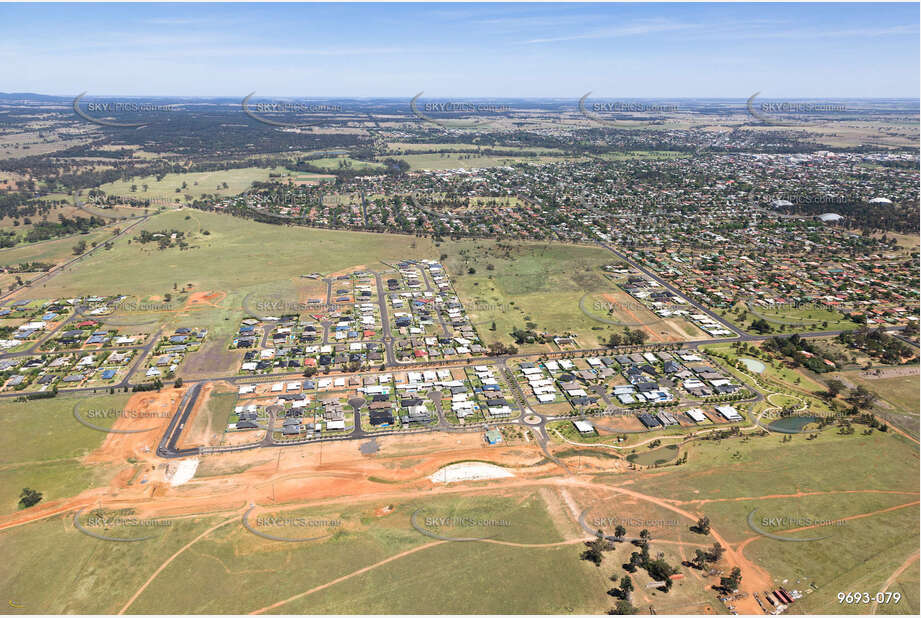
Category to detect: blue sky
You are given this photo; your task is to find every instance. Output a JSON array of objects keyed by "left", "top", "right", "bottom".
[{"left": 0, "top": 2, "right": 918, "bottom": 98}]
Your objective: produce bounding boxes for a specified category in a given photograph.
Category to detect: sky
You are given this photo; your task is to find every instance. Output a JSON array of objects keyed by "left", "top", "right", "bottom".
[{"left": 0, "top": 2, "right": 918, "bottom": 98}]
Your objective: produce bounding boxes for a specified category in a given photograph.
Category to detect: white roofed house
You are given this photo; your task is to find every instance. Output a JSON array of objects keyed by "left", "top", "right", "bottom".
[
  {"left": 685, "top": 408, "right": 709, "bottom": 424},
  {"left": 715, "top": 405, "right": 742, "bottom": 422},
  {"left": 573, "top": 420, "right": 596, "bottom": 435}
]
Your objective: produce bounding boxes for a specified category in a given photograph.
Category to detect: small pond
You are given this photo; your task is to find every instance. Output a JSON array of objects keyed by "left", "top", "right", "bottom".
[
  {"left": 767, "top": 416, "right": 822, "bottom": 434},
  {"left": 739, "top": 357, "right": 766, "bottom": 373}
]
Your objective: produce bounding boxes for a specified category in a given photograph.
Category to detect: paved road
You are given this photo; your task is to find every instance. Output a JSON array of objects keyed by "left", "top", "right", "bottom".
[
  {"left": 372, "top": 272, "right": 397, "bottom": 365},
  {"left": 2, "top": 236, "right": 913, "bottom": 453},
  {"left": 597, "top": 241, "right": 747, "bottom": 338},
  {"left": 0, "top": 216, "right": 150, "bottom": 304}
]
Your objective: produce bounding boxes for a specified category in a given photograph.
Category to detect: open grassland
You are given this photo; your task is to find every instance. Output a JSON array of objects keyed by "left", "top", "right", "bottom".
[
  {"left": 443, "top": 239, "right": 690, "bottom": 348},
  {"left": 0, "top": 489, "right": 616, "bottom": 614},
  {"left": 0, "top": 225, "right": 122, "bottom": 269},
  {"left": 303, "top": 156, "right": 385, "bottom": 172},
  {"left": 602, "top": 429, "right": 919, "bottom": 614},
  {"left": 718, "top": 302, "right": 857, "bottom": 334},
  {"left": 185, "top": 388, "right": 237, "bottom": 447},
  {"left": 296, "top": 543, "right": 608, "bottom": 614},
  {"left": 612, "top": 427, "right": 919, "bottom": 613},
  {"left": 95, "top": 167, "right": 299, "bottom": 203},
  {"left": 876, "top": 559, "right": 919, "bottom": 616},
  {"left": 400, "top": 152, "right": 585, "bottom": 170},
  {"left": 0, "top": 511, "right": 223, "bottom": 613},
  {"left": 15, "top": 210, "right": 438, "bottom": 298},
  {"left": 628, "top": 429, "right": 918, "bottom": 504},
  {"left": 386, "top": 142, "right": 567, "bottom": 154},
  {"left": 0, "top": 133, "right": 91, "bottom": 159},
  {"left": 0, "top": 394, "right": 131, "bottom": 515},
  {"left": 843, "top": 370, "right": 920, "bottom": 415}
]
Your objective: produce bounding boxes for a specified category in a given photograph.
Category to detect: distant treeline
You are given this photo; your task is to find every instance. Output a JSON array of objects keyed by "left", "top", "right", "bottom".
[{"left": 0, "top": 213, "right": 106, "bottom": 247}]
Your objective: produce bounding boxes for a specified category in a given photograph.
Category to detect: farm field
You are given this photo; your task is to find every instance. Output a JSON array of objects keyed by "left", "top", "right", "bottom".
[
  {"left": 303, "top": 156, "right": 385, "bottom": 172},
  {"left": 0, "top": 225, "right": 123, "bottom": 270},
  {"left": 0, "top": 393, "right": 132, "bottom": 515},
  {"left": 386, "top": 142, "right": 568, "bottom": 154},
  {"left": 442, "top": 239, "right": 701, "bottom": 349},
  {"left": 840, "top": 370, "right": 920, "bottom": 415},
  {"left": 0, "top": 489, "right": 619, "bottom": 614},
  {"left": 13, "top": 210, "right": 438, "bottom": 298},
  {"left": 606, "top": 428, "right": 919, "bottom": 613},
  {"left": 399, "top": 152, "right": 585, "bottom": 170},
  {"left": 94, "top": 167, "right": 300, "bottom": 203}
]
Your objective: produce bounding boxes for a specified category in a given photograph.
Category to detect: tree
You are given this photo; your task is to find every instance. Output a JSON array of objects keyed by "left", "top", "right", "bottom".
[
  {"left": 692, "top": 549, "right": 708, "bottom": 569},
  {"left": 692, "top": 515, "right": 711, "bottom": 535},
  {"left": 825, "top": 379, "right": 846, "bottom": 399},
  {"left": 646, "top": 558, "right": 678, "bottom": 590},
  {"left": 613, "top": 524, "right": 626, "bottom": 541},
  {"left": 608, "top": 600, "right": 638, "bottom": 615},
  {"left": 19, "top": 487, "right": 42, "bottom": 508},
  {"left": 620, "top": 575, "right": 634, "bottom": 600},
  {"left": 609, "top": 600, "right": 638, "bottom": 615},
  {"left": 174, "top": 377, "right": 183, "bottom": 388},
  {"left": 580, "top": 530, "right": 611, "bottom": 566},
  {"left": 718, "top": 567, "right": 743, "bottom": 593},
  {"left": 710, "top": 542, "right": 724, "bottom": 562}
]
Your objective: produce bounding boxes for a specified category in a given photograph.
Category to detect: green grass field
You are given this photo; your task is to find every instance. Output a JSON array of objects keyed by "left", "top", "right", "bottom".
[
  {"left": 718, "top": 302, "right": 858, "bottom": 335},
  {"left": 0, "top": 489, "right": 616, "bottom": 614},
  {"left": 15, "top": 210, "right": 438, "bottom": 298},
  {"left": 303, "top": 156, "right": 385, "bottom": 172},
  {"left": 609, "top": 424, "right": 920, "bottom": 613},
  {"left": 13, "top": 211, "right": 662, "bottom": 351},
  {"left": 0, "top": 393, "right": 132, "bottom": 515},
  {"left": 845, "top": 371, "right": 920, "bottom": 415},
  {"left": 94, "top": 167, "right": 299, "bottom": 203},
  {"left": 399, "top": 152, "right": 584, "bottom": 170},
  {"left": 442, "top": 239, "right": 645, "bottom": 348},
  {"left": 0, "top": 225, "right": 122, "bottom": 269}
]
